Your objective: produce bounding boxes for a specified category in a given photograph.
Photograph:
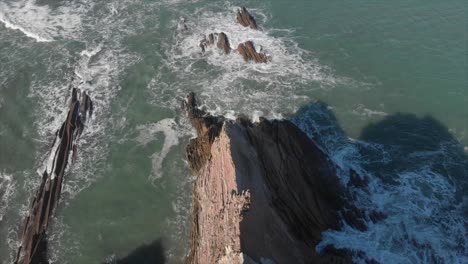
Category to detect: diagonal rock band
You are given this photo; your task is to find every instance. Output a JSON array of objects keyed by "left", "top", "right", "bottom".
[
  {"left": 183, "top": 93, "right": 376, "bottom": 264},
  {"left": 14, "top": 87, "right": 92, "bottom": 264}
]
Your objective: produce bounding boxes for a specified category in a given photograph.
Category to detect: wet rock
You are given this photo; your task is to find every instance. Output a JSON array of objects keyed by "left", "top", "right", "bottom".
[
  {"left": 236, "top": 7, "right": 258, "bottom": 30},
  {"left": 216, "top": 32, "right": 231, "bottom": 54},
  {"left": 184, "top": 93, "right": 368, "bottom": 264},
  {"left": 15, "top": 87, "right": 92, "bottom": 264},
  {"left": 237, "top": 41, "right": 268, "bottom": 63},
  {"left": 208, "top": 33, "right": 215, "bottom": 45},
  {"left": 182, "top": 92, "right": 224, "bottom": 174},
  {"left": 348, "top": 169, "right": 368, "bottom": 189},
  {"left": 199, "top": 33, "right": 229, "bottom": 54}
]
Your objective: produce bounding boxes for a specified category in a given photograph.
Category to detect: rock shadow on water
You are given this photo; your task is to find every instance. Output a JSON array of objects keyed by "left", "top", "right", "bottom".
[
  {"left": 292, "top": 102, "right": 468, "bottom": 261},
  {"left": 359, "top": 113, "right": 468, "bottom": 190},
  {"left": 292, "top": 103, "right": 468, "bottom": 191},
  {"left": 106, "top": 239, "right": 166, "bottom": 264}
]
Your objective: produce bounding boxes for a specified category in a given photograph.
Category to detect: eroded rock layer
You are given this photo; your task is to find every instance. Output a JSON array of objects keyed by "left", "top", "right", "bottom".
[
  {"left": 15, "top": 88, "right": 92, "bottom": 264},
  {"left": 184, "top": 94, "right": 369, "bottom": 264},
  {"left": 236, "top": 7, "right": 258, "bottom": 30},
  {"left": 237, "top": 41, "right": 267, "bottom": 63},
  {"left": 216, "top": 32, "right": 231, "bottom": 55}
]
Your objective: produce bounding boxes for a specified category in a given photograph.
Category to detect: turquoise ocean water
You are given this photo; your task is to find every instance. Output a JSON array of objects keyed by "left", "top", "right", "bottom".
[{"left": 0, "top": 0, "right": 466, "bottom": 263}]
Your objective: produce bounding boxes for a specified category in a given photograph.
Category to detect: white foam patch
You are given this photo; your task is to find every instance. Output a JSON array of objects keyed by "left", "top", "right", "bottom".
[
  {"left": 0, "top": 172, "right": 16, "bottom": 222},
  {"left": 318, "top": 167, "right": 467, "bottom": 264},
  {"left": 151, "top": 3, "right": 342, "bottom": 118},
  {"left": 0, "top": 0, "right": 85, "bottom": 41},
  {"left": 352, "top": 104, "right": 388, "bottom": 118},
  {"left": 136, "top": 118, "right": 193, "bottom": 183}
]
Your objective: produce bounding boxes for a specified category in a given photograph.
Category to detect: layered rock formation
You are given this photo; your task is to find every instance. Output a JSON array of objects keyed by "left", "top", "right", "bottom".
[
  {"left": 236, "top": 7, "right": 258, "bottom": 30},
  {"left": 183, "top": 93, "right": 370, "bottom": 264},
  {"left": 216, "top": 32, "right": 231, "bottom": 55},
  {"left": 237, "top": 41, "right": 267, "bottom": 63},
  {"left": 15, "top": 87, "right": 92, "bottom": 264}
]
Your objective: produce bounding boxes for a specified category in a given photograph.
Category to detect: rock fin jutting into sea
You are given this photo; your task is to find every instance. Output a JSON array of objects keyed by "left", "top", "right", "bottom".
[
  {"left": 183, "top": 93, "right": 378, "bottom": 264},
  {"left": 236, "top": 7, "right": 258, "bottom": 30},
  {"left": 14, "top": 87, "right": 93, "bottom": 264}
]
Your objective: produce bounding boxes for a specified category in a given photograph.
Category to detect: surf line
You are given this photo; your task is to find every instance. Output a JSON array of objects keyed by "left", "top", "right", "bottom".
[
  {"left": 14, "top": 82, "right": 93, "bottom": 264},
  {"left": 0, "top": 15, "right": 53, "bottom": 42}
]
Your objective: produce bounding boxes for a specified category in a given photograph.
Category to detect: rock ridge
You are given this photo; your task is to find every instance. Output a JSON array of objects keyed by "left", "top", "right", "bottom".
[
  {"left": 184, "top": 93, "right": 373, "bottom": 264},
  {"left": 15, "top": 87, "right": 92, "bottom": 264}
]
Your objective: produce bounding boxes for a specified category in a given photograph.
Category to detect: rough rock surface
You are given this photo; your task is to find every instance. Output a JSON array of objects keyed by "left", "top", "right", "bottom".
[
  {"left": 184, "top": 94, "right": 370, "bottom": 264},
  {"left": 15, "top": 87, "right": 92, "bottom": 264},
  {"left": 236, "top": 7, "right": 258, "bottom": 30},
  {"left": 237, "top": 41, "right": 268, "bottom": 63},
  {"left": 216, "top": 32, "right": 231, "bottom": 55},
  {"left": 200, "top": 32, "right": 231, "bottom": 55}
]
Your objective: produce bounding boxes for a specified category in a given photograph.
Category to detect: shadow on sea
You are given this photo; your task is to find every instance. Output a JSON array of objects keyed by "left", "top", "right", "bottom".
[
  {"left": 105, "top": 239, "right": 166, "bottom": 264},
  {"left": 291, "top": 102, "right": 468, "bottom": 199}
]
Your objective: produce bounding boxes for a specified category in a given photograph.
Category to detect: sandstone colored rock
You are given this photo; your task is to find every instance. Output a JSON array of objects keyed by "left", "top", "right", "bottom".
[
  {"left": 237, "top": 41, "right": 268, "bottom": 63},
  {"left": 236, "top": 7, "right": 258, "bottom": 30},
  {"left": 184, "top": 94, "right": 370, "bottom": 264}
]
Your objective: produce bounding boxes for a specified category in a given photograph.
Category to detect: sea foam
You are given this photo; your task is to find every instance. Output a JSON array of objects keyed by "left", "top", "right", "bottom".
[{"left": 151, "top": 2, "right": 341, "bottom": 120}]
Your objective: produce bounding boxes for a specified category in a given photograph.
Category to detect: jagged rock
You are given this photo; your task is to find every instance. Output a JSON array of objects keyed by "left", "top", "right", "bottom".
[
  {"left": 207, "top": 33, "right": 215, "bottom": 45},
  {"left": 216, "top": 32, "right": 231, "bottom": 54},
  {"left": 182, "top": 92, "right": 224, "bottom": 174},
  {"left": 237, "top": 41, "right": 268, "bottom": 63},
  {"left": 199, "top": 33, "right": 230, "bottom": 54},
  {"left": 236, "top": 7, "right": 258, "bottom": 30},
  {"left": 184, "top": 93, "right": 368, "bottom": 264},
  {"left": 15, "top": 87, "right": 92, "bottom": 264}
]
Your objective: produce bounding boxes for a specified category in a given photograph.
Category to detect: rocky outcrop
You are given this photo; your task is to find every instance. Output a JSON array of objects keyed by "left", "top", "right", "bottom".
[
  {"left": 199, "top": 32, "right": 231, "bottom": 55},
  {"left": 184, "top": 94, "right": 369, "bottom": 264},
  {"left": 15, "top": 87, "right": 92, "bottom": 264},
  {"left": 236, "top": 7, "right": 258, "bottom": 30},
  {"left": 237, "top": 41, "right": 267, "bottom": 63},
  {"left": 216, "top": 32, "right": 231, "bottom": 55},
  {"left": 198, "top": 7, "right": 269, "bottom": 63}
]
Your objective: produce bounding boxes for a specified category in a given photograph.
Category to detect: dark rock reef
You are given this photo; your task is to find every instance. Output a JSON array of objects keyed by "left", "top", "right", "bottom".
[
  {"left": 14, "top": 87, "right": 92, "bottom": 264},
  {"left": 183, "top": 93, "right": 374, "bottom": 264},
  {"left": 236, "top": 7, "right": 258, "bottom": 30}
]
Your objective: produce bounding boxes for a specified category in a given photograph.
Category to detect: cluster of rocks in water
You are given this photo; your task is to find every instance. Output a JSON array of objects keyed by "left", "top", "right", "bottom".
[
  {"left": 198, "top": 7, "right": 269, "bottom": 63},
  {"left": 14, "top": 87, "right": 92, "bottom": 264},
  {"left": 183, "top": 92, "right": 384, "bottom": 264}
]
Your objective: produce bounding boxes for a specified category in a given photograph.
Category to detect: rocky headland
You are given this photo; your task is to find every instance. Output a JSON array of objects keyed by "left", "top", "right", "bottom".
[{"left": 183, "top": 93, "right": 378, "bottom": 264}]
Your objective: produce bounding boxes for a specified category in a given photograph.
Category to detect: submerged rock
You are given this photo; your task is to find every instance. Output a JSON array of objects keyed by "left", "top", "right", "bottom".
[
  {"left": 184, "top": 94, "right": 368, "bottom": 264},
  {"left": 236, "top": 7, "right": 258, "bottom": 30},
  {"left": 237, "top": 41, "right": 268, "bottom": 63},
  {"left": 14, "top": 87, "right": 92, "bottom": 264}
]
